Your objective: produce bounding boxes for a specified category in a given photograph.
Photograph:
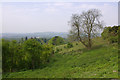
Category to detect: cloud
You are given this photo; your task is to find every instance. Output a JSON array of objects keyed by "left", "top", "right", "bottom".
[
  {"left": 2, "top": 2, "right": 118, "bottom": 33},
  {"left": 44, "top": 7, "right": 58, "bottom": 13},
  {"left": 69, "top": 3, "right": 118, "bottom": 26},
  {"left": 43, "top": 3, "right": 73, "bottom": 14}
]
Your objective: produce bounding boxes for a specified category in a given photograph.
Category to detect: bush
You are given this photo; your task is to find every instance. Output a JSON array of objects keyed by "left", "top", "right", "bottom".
[
  {"left": 48, "top": 36, "right": 65, "bottom": 46},
  {"left": 67, "top": 43, "right": 73, "bottom": 48},
  {"left": 2, "top": 39, "right": 54, "bottom": 73},
  {"left": 101, "top": 26, "right": 120, "bottom": 44},
  {"left": 109, "top": 36, "right": 118, "bottom": 44},
  {"left": 64, "top": 46, "right": 66, "bottom": 48},
  {"left": 55, "top": 48, "right": 60, "bottom": 53},
  {"left": 76, "top": 43, "right": 78, "bottom": 45}
]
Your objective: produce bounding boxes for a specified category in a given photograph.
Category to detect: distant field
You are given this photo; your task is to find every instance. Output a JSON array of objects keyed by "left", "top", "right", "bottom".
[{"left": 3, "top": 37, "right": 118, "bottom": 78}]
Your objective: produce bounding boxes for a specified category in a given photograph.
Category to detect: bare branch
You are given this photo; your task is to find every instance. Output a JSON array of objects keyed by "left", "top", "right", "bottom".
[{"left": 68, "top": 9, "right": 104, "bottom": 49}]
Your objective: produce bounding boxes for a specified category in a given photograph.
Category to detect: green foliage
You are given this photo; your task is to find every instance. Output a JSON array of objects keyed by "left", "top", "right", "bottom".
[
  {"left": 109, "top": 36, "right": 118, "bottom": 43},
  {"left": 64, "top": 46, "right": 66, "bottom": 48},
  {"left": 0, "top": 40, "right": 1, "bottom": 79},
  {"left": 23, "top": 39, "right": 43, "bottom": 70},
  {"left": 48, "top": 36, "right": 65, "bottom": 46},
  {"left": 76, "top": 43, "right": 78, "bottom": 45},
  {"left": 41, "top": 44, "right": 54, "bottom": 64},
  {"left": 101, "top": 26, "right": 120, "bottom": 44},
  {"left": 2, "top": 39, "right": 10, "bottom": 72},
  {"left": 101, "top": 27, "right": 110, "bottom": 40},
  {"left": 67, "top": 42, "right": 73, "bottom": 48},
  {"left": 3, "top": 38, "right": 118, "bottom": 78},
  {"left": 2, "top": 38, "right": 54, "bottom": 73},
  {"left": 118, "top": 27, "right": 120, "bottom": 45},
  {"left": 55, "top": 48, "right": 60, "bottom": 53}
]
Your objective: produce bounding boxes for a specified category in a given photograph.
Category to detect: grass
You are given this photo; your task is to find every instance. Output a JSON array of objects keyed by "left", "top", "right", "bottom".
[
  {"left": 3, "top": 37, "right": 118, "bottom": 78},
  {"left": 0, "top": 56, "right": 1, "bottom": 80}
]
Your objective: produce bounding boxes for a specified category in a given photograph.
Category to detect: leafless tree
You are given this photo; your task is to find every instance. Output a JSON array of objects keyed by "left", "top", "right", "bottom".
[{"left": 68, "top": 9, "right": 103, "bottom": 49}]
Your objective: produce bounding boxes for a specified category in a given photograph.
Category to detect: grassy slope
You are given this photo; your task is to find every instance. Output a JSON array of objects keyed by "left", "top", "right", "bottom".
[
  {"left": 0, "top": 40, "right": 2, "bottom": 79},
  {"left": 3, "top": 37, "right": 118, "bottom": 78}
]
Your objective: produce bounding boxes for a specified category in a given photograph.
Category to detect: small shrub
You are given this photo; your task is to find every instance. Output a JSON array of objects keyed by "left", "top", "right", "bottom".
[
  {"left": 67, "top": 43, "right": 73, "bottom": 48},
  {"left": 64, "top": 46, "right": 66, "bottom": 48},
  {"left": 55, "top": 48, "right": 60, "bottom": 53},
  {"left": 76, "top": 43, "right": 78, "bottom": 45},
  {"left": 101, "top": 26, "right": 119, "bottom": 44},
  {"left": 109, "top": 36, "right": 118, "bottom": 44}
]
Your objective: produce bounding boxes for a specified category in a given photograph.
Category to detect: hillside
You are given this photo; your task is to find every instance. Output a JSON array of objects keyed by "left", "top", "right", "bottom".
[
  {"left": 3, "top": 37, "right": 118, "bottom": 78},
  {"left": 48, "top": 36, "right": 65, "bottom": 45},
  {"left": 0, "top": 40, "right": 2, "bottom": 79}
]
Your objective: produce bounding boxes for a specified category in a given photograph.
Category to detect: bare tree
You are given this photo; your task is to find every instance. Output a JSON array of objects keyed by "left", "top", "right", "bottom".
[{"left": 68, "top": 9, "right": 103, "bottom": 49}]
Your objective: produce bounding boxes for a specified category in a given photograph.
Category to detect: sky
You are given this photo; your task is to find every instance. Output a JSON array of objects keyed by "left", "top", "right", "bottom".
[
  {"left": 118, "top": 2, "right": 120, "bottom": 25},
  {"left": 2, "top": 2, "right": 118, "bottom": 33}
]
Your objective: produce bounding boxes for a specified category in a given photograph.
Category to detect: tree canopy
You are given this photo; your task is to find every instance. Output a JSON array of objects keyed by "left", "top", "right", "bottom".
[
  {"left": 2, "top": 38, "right": 54, "bottom": 73},
  {"left": 101, "top": 25, "right": 120, "bottom": 44},
  {"left": 69, "top": 9, "right": 103, "bottom": 49},
  {"left": 48, "top": 36, "right": 65, "bottom": 46}
]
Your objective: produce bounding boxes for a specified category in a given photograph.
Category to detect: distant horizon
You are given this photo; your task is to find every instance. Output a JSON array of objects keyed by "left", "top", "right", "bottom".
[{"left": 2, "top": 24, "right": 118, "bottom": 34}]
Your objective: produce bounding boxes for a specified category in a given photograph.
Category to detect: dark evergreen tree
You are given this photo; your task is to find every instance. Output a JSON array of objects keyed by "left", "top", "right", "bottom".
[{"left": 25, "top": 36, "right": 28, "bottom": 41}]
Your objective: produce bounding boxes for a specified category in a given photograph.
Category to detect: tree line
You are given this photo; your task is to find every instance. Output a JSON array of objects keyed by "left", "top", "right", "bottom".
[
  {"left": 2, "top": 38, "right": 54, "bottom": 73},
  {"left": 101, "top": 25, "right": 120, "bottom": 44}
]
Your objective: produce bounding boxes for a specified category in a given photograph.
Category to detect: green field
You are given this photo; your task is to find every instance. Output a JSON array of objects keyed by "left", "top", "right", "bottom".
[
  {"left": 3, "top": 37, "right": 118, "bottom": 78},
  {"left": 0, "top": 40, "right": 2, "bottom": 79}
]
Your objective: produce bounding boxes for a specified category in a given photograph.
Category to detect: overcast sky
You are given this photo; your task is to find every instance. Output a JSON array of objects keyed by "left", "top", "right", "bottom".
[{"left": 2, "top": 2, "right": 118, "bottom": 33}]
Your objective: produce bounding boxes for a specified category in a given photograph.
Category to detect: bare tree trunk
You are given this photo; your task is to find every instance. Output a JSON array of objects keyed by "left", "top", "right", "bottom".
[
  {"left": 77, "top": 25, "right": 88, "bottom": 48},
  {"left": 88, "top": 33, "right": 92, "bottom": 49},
  {"left": 79, "top": 38, "right": 88, "bottom": 48},
  {"left": 69, "top": 9, "right": 103, "bottom": 50}
]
